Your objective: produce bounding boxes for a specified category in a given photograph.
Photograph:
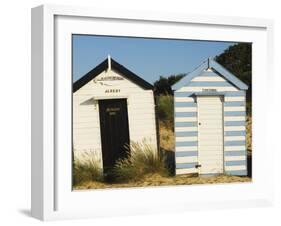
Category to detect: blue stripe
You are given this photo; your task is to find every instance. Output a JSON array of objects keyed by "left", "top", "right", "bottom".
[
  {"left": 225, "top": 121, "right": 245, "bottom": 126},
  {"left": 209, "top": 60, "right": 248, "bottom": 90},
  {"left": 225, "top": 140, "right": 246, "bottom": 146},
  {"left": 224, "top": 91, "right": 245, "bottom": 97},
  {"left": 175, "top": 122, "right": 197, "bottom": 127},
  {"left": 188, "top": 81, "right": 232, "bottom": 87},
  {"left": 225, "top": 151, "right": 246, "bottom": 156},
  {"left": 225, "top": 170, "right": 247, "bottom": 176},
  {"left": 172, "top": 61, "right": 208, "bottom": 91},
  {"left": 225, "top": 131, "right": 246, "bottom": 136},
  {"left": 176, "top": 151, "right": 198, "bottom": 157},
  {"left": 225, "top": 160, "right": 246, "bottom": 166},
  {"left": 194, "top": 91, "right": 225, "bottom": 96},
  {"left": 224, "top": 111, "right": 245, "bottom": 116},
  {"left": 175, "top": 131, "right": 198, "bottom": 137},
  {"left": 176, "top": 162, "right": 197, "bottom": 169},
  {"left": 174, "top": 92, "right": 193, "bottom": 97},
  {"left": 175, "top": 91, "right": 245, "bottom": 97},
  {"left": 175, "top": 102, "right": 196, "bottom": 107},
  {"left": 224, "top": 101, "right": 245, "bottom": 107},
  {"left": 175, "top": 112, "right": 197, "bottom": 117},
  {"left": 176, "top": 141, "right": 198, "bottom": 147}
]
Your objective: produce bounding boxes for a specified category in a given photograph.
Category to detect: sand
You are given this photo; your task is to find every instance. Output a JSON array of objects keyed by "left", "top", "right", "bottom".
[{"left": 74, "top": 173, "right": 251, "bottom": 190}]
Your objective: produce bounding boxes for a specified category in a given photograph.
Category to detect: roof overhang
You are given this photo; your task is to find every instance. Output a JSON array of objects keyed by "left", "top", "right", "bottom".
[
  {"left": 73, "top": 57, "right": 153, "bottom": 93},
  {"left": 192, "top": 91, "right": 226, "bottom": 96},
  {"left": 172, "top": 58, "right": 249, "bottom": 91}
]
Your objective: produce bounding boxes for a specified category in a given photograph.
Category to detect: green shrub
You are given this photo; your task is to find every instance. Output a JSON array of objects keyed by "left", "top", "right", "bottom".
[
  {"left": 113, "top": 141, "right": 168, "bottom": 182},
  {"left": 156, "top": 95, "right": 174, "bottom": 128},
  {"left": 72, "top": 150, "right": 103, "bottom": 186}
]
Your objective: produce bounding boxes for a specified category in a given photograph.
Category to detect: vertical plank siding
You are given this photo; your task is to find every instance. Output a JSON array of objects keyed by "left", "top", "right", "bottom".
[
  {"left": 73, "top": 69, "right": 158, "bottom": 168},
  {"left": 175, "top": 70, "right": 247, "bottom": 176},
  {"left": 197, "top": 96, "right": 224, "bottom": 174}
]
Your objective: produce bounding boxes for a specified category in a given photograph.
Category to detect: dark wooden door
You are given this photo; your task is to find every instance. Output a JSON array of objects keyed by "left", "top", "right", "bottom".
[{"left": 99, "top": 99, "right": 130, "bottom": 174}]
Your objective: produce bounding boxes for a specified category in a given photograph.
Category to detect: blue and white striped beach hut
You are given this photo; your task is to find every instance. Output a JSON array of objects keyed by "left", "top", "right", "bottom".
[{"left": 172, "top": 58, "right": 248, "bottom": 176}]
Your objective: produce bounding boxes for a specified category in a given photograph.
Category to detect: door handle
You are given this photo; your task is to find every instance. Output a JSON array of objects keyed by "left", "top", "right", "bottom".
[
  {"left": 195, "top": 164, "right": 201, "bottom": 168},
  {"left": 198, "top": 122, "right": 201, "bottom": 125}
]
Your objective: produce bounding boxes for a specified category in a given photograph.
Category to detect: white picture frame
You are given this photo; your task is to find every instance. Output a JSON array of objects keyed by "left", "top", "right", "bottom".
[{"left": 31, "top": 4, "right": 274, "bottom": 221}]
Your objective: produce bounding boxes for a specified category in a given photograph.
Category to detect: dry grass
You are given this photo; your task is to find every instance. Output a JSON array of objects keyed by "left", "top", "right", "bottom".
[
  {"left": 246, "top": 115, "right": 252, "bottom": 154},
  {"left": 159, "top": 122, "right": 174, "bottom": 151},
  {"left": 72, "top": 99, "right": 253, "bottom": 189},
  {"left": 74, "top": 173, "right": 251, "bottom": 190},
  {"left": 73, "top": 150, "right": 103, "bottom": 185},
  {"left": 112, "top": 141, "right": 168, "bottom": 182}
]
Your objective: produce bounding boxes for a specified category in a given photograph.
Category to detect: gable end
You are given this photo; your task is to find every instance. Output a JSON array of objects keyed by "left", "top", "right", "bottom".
[
  {"left": 172, "top": 58, "right": 249, "bottom": 91},
  {"left": 73, "top": 58, "right": 153, "bottom": 93},
  {"left": 73, "top": 59, "right": 108, "bottom": 93}
]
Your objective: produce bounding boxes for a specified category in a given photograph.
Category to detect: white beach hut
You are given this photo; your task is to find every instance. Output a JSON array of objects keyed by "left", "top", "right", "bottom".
[
  {"left": 73, "top": 56, "right": 158, "bottom": 172},
  {"left": 172, "top": 58, "right": 248, "bottom": 176}
]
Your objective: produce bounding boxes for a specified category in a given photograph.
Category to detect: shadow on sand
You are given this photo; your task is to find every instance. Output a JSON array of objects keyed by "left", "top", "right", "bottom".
[
  {"left": 247, "top": 152, "right": 252, "bottom": 177},
  {"left": 160, "top": 149, "right": 175, "bottom": 176}
]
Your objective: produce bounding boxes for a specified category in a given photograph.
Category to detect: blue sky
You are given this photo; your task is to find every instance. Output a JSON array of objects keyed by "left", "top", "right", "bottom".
[{"left": 73, "top": 35, "right": 236, "bottom": 84}]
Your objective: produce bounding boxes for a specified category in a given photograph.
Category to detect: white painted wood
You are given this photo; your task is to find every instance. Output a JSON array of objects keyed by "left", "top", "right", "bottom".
[
  {"left": 224, "top": 136, "right": 245, "bottom": 141},
  {"left": 225, "top": 165, "right": 247, "bottom": 171},
  {"left": 225, "top": 96, "right": 245, "bottom": 102},
  {"left": 225, "top": 146, "right": 246, "bottom": 151},
  {"left": 176, "top": 156, "right": 198, "bottom": 163},
  {"left": 176, "top": 168, "right": 198, "bottom": 175},
  {"left": 197, "top": 108, "right": 222, "bottom": 113},
  {"left": 178, "top": 86, "right": 238, "bottom": 92},
  {"left": 176, "top": 136, "right": 197, "bottom": 142},
  {"left": 225, "top": 156, "right": 246, "bottom": 161},
  {"left": 176, "top": 146, "right": 198, "bottom": 152},
  {"left": 198, "top": 148, "right": 223, "bottom": 153},
  {"left": 197, "top": 131, "right": 222, "bottom": 136},
  {"left": 75, "top": 70, "right": 144, "bottom": 94},
  {"left": 192, "top": 76, "right": 226, "bottom": 82},
  {"left": 198, "top": 139, "right": 223, "bottom": 144},
  {"left": 224, "top": 126, "right": 246, "bottom": 131},
  {"left": 224, "top": 106, "right": 245, "bottom": 111},
  {"left": 175, "top": 127, "right": 198, "bottom": 132},
  {"left": 224, "top": 116, "right": 245, "bottom": 121},
  {"left": 197, "top": 96, "right": 223, "bottom": 174},
  {"left": 73, "top": 66, "right": 158, "bottom": 162},
  {"left": 175, "top": 117, "right": 197, "bottom": 122},
  {"left": 175, "top": 107, "right": 197, "bottom": 112},
  {"left": 31, "top": 6, "right": 45, "bottom": 219}
]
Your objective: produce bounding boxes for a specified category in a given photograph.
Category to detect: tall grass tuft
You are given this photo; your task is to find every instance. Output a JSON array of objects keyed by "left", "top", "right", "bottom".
[
  {"left": 159, "top": 121, "right": 175, "bottom": 151},
  {"left": 113, "top": 141, "right": 168, "bottom": 182},
  {"left": 73, "top": 150, "right": 103, "bottom": 186}
]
